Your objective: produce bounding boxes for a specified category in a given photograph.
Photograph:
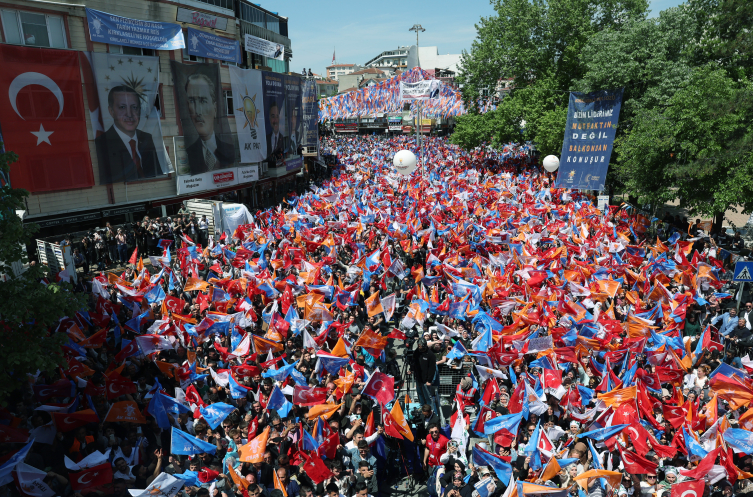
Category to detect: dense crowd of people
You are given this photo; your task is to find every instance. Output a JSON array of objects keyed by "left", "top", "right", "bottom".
[{"left": 4, "top": 135, "right": 753, "bottom": 497}]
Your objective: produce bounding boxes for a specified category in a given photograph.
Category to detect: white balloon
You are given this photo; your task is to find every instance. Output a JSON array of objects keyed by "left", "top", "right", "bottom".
[
  {"left": 543, "top": 155, "right": 560, "bottom": 172},
  {"left": 393, "top": 149, "right": 417, "bottom": 176}
]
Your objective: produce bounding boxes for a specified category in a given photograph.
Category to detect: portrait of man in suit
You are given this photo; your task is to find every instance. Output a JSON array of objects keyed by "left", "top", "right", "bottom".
[
  {"left": 95, "top": 85, "right": 161, "bottom": 183},
  {"left": 286, "top": 105, "right": 302, "bottom": 155},
  {"left": 184, "top": 73, "right": 235, "bottom": 174},
  {"left": 273, "top": 44, "right": 283, "bottom": 59},
  {"left": 265, "top": 101, "right": 286, "bottom": 164}
]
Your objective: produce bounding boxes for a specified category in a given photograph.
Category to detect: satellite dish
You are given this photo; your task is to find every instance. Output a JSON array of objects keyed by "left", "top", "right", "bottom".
[
  {"left": 393, "top": 149, "right": 417, "bottom": 176},
  {"left": 543, "top": 155, "right": 560, "bottom": 172}
]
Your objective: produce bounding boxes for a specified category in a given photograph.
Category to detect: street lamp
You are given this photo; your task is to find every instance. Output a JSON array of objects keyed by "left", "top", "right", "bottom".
[
  {"left": 409, "top": 24, "right": 426, "bottom": 179},
  {"left": 409, "top": 24, "right": 425, "bottom": 69}
]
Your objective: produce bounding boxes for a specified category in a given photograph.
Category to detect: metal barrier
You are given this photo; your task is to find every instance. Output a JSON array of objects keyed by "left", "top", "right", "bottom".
[{"left": 437, "top": 363, "right": 473, "bottom": 399}]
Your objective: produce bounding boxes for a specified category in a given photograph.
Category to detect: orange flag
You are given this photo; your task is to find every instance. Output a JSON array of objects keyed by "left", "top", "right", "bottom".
[
  {"left": 306, "top": 403, "right": 342, "bottom": 420},
  {"left": 574, "top": 470, "right": 622, "bottom": 490},
  {"left": 539, "top": 458, "right": 561, "bottom": 482},
  {"left": 389, "top": 402, "right": 414, "bottom": 441},
  {"left": 253, "top": 335, "right": 284, "bottom": 355},
  {"left": 330, "top": 338, "right": 349, "bottom": 358},
  {"left": 227, "top": 461, "right": 249, "bottom": 490},
  {"left": 334, "top": 370, "right": 356, "bottom": 395},
  {"left": 184, "top": 277, "right": 210, "bottom": 292},
  {"left": 273, "top": 467, "right": 288, "bottom": 497},
  {"left": 104, "top": 401, "right": 146, "bottom": 423},
  {"left": 597, "top": 386, "right": 637, "bottom": 407},
  {"left": 239, "top": 427, "right": 270, "bottom": 463},
  {"left": 354, "top": 328, "right": 389, "bottom": 351},
  {"left": 364, "top": 292, "right": 384, "bottom": 317},
  {"left": 710, "top": 374, "right": 753, "bottom": 410}
]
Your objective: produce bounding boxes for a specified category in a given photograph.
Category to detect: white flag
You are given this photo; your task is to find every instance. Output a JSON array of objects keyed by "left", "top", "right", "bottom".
[
  {"left": 128, "top": 473, "right": 184, "bottom": 497},
  {"left": 15, "top": 463, "right": 54, "bottom": 497},
  {"left": 380, "top": 293, "right": 396, "bottom": 322}
]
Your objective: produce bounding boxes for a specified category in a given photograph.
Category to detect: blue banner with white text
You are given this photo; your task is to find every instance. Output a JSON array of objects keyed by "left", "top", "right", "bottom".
[
  {"left": 86, "top": 8, "right": 185, "bottom": 50},
  {"left": 186, "top": 27, "right": 241, "bottom": 64},
  {"left": 554, "top": 88, "right": 623, "bottom": 191}
]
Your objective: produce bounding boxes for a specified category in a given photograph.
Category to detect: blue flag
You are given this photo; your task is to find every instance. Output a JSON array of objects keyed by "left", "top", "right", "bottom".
[
  {"left": 483, "top": 412, "right": 523, "bottom": 436},
  {"left": 578, "top": 424, "right": 628, "bottom": 441},
  {"left": 472, "top": 444, "right": 512, "bottom": 483},
  {"left": 227, "top": 374, "right": 250, "bottom": 399},
  {"left": 200, "top": 403, "right": 236, "bottom": 430},
  {"left": 171, "top": 427, "right": 217, "bottom": 455},
  {"left": 723, "top": 428, "right": 753, "bottom": 455},
  {"left": 266, "top": 386, "right": 287, "bottom": 410},
  {"left": 262, "top": 360, "right": 300, "bottom": 382}
]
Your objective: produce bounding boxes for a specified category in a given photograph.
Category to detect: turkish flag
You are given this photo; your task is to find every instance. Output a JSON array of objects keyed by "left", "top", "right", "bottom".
[
  {"left": 362, "top": 372, "right": 395, "bottom": 405},
  {"left": 618, "top": 446, "right": 657, "bottom": 474},
  {"left": 185, "top": 385, "right": 206, "bottom": 408},
  {"left": 670, "top": 480, "right": 704, "bottom": 497},
  {"left": 662, "top": 404, "right": 688, "bottom": 428},
  {"left": 292, "top": 386, "right": 327, "bottom": 407},
  {"left": 106, "top": 373, "right": 137, "bottom": 400},
  {"left": 33, "top": 380, "right": 73, "bottom": 401},
  {"left": 0, "top": 424, "right": 29, "bottom": 443},
  {"left": 301, "top": 452, "right": 333, "bottom": 484},
  {"left": 0, "top": 45, "right": 93, "bottom": 192},
  {"left": 70, "top": 462, "right": 112, "bottom": 490},
  {"left": 52, "top": 409, "right": 99, "bottom": 432},
  {"left": 114, "top": 340, "right": 140, "bottom": 363}
]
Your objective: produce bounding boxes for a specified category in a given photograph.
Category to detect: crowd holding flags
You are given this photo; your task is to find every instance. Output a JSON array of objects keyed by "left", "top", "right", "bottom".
[{"left": 1, "top": 133, "right": 752, "bottom": 497}]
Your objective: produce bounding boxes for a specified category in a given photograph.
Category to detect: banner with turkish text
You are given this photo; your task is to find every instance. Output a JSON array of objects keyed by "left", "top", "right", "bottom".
[{"left": 555, "top": 88, "right": 623, "bottom": 191}]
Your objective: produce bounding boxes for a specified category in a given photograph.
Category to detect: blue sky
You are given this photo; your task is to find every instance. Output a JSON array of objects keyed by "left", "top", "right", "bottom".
[{"left": 271, "top": 0, "right": 683, "bottom": 76}]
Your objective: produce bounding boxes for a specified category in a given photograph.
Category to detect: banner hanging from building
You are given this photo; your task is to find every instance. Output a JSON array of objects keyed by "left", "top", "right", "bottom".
[
  {"left": 173, "top": 135, "right": 257, "bottom": 195},
  {"left": 85, "top": 8, "right": 185, "bottom": 51},
  {"left": 301, "top": 78, "right": 319, "bottom": 148},
  {"left": 0, "top": 45, "right": 94, "bottom": 192},
  {"left": 87, "top": 52, "right": 170, "bottom": 184},
  {"left": 399, "top": 79, "right": 442, "bottom": 100},
  {"left": 283, "top": 74, "right": 303, "bottom": 170},
  {"left": 554, "top": 88, "right": 624, "bottom": 191},
  {"left": 229, "top": 65, "right": 267, "bottom": 164},
  {"left": 186, "top": 27, "right": 241, "bottom": 64},
  {"left": 171, "top": 61, "right": 237, "bottom": 193},
  {"left": 243, "top": 33, "right": 284, "bottom": 61}
]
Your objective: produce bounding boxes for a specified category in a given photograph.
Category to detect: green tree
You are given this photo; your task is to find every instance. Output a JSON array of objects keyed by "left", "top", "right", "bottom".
[
  {"left": 616, "top": 65, "right": 753, "bottom": 220},
  {"left": 453, "top": 0, "right": 647, "bottom": 151},
  {"left": 0, "top": 149, "right": 88, "bottom": 404}
]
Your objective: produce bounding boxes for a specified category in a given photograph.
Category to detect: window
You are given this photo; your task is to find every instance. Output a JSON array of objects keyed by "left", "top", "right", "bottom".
[
  {"left": 1, "top": 10, "right": 66, "bottom": 48},
  {"left": 182, "top": 48, "right": 205, "bottom": 63},
  {"left": 109, "top": 45, "right": 155, "bottom": 57},
  {"left": 224, "top": 90, "right": 233, "bottom": 116}
]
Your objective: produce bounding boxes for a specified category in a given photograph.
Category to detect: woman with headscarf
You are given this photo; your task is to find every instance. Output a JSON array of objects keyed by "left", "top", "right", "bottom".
[{"left": 659, "top": 467, "right": 677, "bottom": 492}]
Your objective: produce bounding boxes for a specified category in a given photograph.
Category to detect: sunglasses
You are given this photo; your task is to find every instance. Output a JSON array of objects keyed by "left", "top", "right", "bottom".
[{"left": 429, "top": 430, "right": 439, "bottom": 435}]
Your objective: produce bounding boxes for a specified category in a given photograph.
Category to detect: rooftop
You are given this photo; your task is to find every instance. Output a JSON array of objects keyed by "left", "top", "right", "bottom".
[{"left": 327, "top": 64, "right": 357, "bottom": 68}]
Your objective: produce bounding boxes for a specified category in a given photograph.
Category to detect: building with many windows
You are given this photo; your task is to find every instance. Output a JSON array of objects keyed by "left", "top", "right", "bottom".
[
  {"left": 326, "top": 63, "right": 361, "bottom": 81},
  {"left": 363, "top": 46, "right": 409, "bottom": 72},
  {"left": 0, "top": 0, "right": 304, "bottom": 243}
]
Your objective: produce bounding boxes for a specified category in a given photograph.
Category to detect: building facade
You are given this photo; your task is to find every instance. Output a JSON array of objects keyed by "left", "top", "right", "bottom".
[
  {"left": 363, "top": 46, "right": 409, "bottom": 73},
  {"left": 0, "top": 0, "right": 305, "bottom": 240},
  {"left": 325, "top": 63, "right": 360, "bottom": 81}
]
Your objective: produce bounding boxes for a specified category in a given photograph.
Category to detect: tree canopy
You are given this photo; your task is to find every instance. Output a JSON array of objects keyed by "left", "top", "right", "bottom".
[
  {"left": 453, "top": 0, "right": 753, "bottom": 220},
  {"left": 0, "top": 149, "right": 88, "bottom": 404}
]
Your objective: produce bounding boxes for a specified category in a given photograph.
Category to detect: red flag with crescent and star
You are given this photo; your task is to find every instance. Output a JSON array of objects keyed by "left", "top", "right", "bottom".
[
  {"left": 69, "top": 462, "right": 112, "bottom": 490},
  {"left": 0, "top": 45, "right": 93, "bottom": 192},
  {"left": 362, "top": 371, "right": 395, "bottom": 405}
]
